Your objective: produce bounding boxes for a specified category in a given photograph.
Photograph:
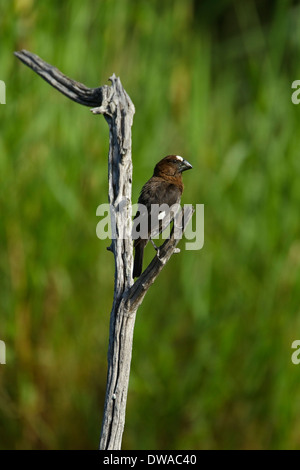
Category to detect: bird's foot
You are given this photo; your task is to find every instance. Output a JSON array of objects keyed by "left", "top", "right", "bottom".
[
  {"left": 150, "top": 239, "right": 159, "bottom": 250},
  {"left": 150, "top": 239, "right": 162, "bottom": 259}
]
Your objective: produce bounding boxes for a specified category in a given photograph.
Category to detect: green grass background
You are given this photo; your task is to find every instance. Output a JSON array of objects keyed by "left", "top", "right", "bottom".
[{"left": 1, "top": 0, "right": 300, "bottom": 449}]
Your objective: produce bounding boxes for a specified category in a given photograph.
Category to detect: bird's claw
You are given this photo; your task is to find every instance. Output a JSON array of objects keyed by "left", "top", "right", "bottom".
[
  {"left": 150, "top": 239, "right": 162, "bottom": 259},
  {"left": 150, "top": 239, "right": 159, "bottom": 250}
]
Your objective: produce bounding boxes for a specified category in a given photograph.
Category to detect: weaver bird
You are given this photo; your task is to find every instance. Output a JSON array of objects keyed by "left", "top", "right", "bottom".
[{"left": 132, "top": 155, "right": 192, "bottom": 278}]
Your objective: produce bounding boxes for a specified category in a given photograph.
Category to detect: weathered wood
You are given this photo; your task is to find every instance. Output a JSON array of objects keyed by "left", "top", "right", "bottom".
[
  {"left": 91, "top": 75, "right": 136, "bottom": 450},
  {"left": 14, "top": 50, "right": 104, "bottom": 107},
  {"left": 124, "top": 206, "right": 194, "bottom": 312},
  {"left": 15, "top": 50, "right": 194, "bottom": 450}
]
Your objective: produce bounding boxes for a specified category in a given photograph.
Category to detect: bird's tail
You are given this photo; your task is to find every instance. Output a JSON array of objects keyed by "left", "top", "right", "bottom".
[{"left": 133, "top": 241, "right": 145, "bottom": 278}]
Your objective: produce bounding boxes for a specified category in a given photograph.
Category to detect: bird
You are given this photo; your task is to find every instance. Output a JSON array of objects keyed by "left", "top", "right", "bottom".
[{"left": 132, "top": 155, "right": 193, "bottom": 278}]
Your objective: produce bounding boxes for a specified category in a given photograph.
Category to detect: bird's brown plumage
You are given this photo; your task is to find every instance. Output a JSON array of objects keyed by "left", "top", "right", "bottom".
[{"left": 132, "top": 155, "right": 192, "bottom": 278}]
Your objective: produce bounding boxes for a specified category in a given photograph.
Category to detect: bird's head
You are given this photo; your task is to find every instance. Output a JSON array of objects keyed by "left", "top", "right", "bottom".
[{"left": 153, "top": 155, "right": 193, "bottom": 177}]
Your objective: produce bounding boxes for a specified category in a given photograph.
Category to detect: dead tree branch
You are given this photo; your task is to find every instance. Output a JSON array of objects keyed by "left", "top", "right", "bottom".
[{"left": 14, "top": 49, "right": 194, "bottom": 450}]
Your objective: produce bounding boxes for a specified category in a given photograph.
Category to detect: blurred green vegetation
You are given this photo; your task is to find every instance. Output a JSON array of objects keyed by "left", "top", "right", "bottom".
[{"left": 1, "top": 0, "right": 300, "bottom": 450}]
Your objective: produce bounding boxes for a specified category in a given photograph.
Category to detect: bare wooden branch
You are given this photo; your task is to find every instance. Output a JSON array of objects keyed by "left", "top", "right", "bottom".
[
  {"left": 15, "top": 50, "right": 194, "bottom": 450},
  {"left": 14, "top": 49, "right": 105, "bottom": 107},
  {"left": 124, "top": 205, "right": 195, "bottom": 312}
]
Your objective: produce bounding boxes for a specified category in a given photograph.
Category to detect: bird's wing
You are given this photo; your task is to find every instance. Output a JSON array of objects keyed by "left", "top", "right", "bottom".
[{"left": 133, "top": 178, "right": 181, "bottom": 242}]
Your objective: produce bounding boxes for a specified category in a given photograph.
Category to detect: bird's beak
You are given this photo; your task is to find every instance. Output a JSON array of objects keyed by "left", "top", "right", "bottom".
[{"left": 179, "top": 159, "right": 193, "bottom": 172}]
